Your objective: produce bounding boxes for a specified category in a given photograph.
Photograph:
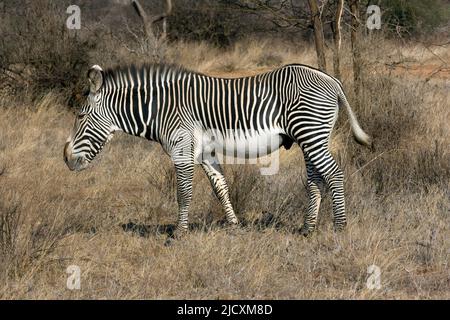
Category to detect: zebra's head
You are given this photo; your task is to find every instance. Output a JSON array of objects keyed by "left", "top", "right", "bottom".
[{"left": 64, "top": 65, "right": 116, "bottom": 171}]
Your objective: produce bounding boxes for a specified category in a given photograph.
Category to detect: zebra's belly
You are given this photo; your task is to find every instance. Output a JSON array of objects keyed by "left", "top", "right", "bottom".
[{"left": 197, "top": 128, "right": 286, "bottom": 159}]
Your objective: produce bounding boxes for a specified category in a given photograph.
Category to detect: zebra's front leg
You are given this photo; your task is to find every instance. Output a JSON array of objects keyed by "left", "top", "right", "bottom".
[
  {"left": 300, "top": 157, "right": 323, "bottom": 237},
  {"left": 171, "top": 157, "right": 194, "bottom": 239},
  {"left": 201, "top": 159, "right": 239, "bottom": 225}
]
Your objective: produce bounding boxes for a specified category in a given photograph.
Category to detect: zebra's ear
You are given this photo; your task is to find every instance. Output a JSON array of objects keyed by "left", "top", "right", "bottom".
[{"left": 87, "top": 65, "right": 104, "bottom": 93}]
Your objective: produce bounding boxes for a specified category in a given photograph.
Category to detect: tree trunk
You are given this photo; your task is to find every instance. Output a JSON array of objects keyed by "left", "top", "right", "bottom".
[
  {"left": 308, "top": 0, "right": 327, "bottom": 72},
  {"left": 350, "top": 0, "right": 363, "bottom": 100},
  {"left": 131, "top": 0, "right": 173, "bottom": 60},
  {"left": 332, "top": 0, "right": 344, "bottom": 79}
]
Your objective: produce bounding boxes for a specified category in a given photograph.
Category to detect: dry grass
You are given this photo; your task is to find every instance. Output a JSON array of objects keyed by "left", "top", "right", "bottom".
[{"left": 0, "top": 39, "right": 449, "bottom": 299}]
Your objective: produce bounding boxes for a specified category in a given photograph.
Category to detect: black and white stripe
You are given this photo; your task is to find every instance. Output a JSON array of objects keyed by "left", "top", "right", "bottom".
[{"left": 66, "top": 63, "right": 371, "bottom": 236}]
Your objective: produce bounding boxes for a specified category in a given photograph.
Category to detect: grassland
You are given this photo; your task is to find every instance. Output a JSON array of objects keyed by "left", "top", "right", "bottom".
[{"left": 0, "top": 39, "right": 449, "bottom": 299}]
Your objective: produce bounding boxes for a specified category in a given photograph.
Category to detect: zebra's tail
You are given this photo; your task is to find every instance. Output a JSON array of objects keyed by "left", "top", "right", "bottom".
[{"left": 337, "top": 87, "right": 372, "bottom": 148}]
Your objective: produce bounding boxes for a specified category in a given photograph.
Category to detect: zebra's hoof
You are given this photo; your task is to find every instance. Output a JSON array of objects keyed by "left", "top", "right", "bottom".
[
  {"left": 164, "top": 228, "right": 187, "bottom": 246},
  {"left": 299, "top": 225, "right": 315, "bottom": 237},
  {"left": 164, "top": 237, "right": 176, "bottom": 247},
  {"left": 164, "top": 234, "right": 184, "bottom": 247},
  {"left": 333, "top": 221, "right": 347, "bottom": 232},
  {"left": 228, "top": 221, "right": 240, "bottom": 228},
  {"left": 225, "top": 222, "right": 244, "bottom": 235}
]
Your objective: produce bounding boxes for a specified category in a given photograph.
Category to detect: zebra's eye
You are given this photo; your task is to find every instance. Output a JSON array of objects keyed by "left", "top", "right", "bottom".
[{"left": 77, "top": 113, "right": 87, "bottom": 120}]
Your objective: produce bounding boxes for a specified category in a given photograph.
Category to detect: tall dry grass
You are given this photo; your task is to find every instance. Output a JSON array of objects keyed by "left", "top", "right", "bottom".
[{"left": 0, "top": 38, "right": 449, "bottom": 299}]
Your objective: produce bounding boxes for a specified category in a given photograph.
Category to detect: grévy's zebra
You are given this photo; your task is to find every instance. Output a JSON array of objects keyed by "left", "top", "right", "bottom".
[{"left": 64, "top": 63, "right": 372, "bottom": 238}]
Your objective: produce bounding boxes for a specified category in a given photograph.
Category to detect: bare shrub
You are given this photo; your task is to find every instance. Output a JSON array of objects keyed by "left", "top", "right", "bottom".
[
  {"left": 340, "top": 71, "right": 449, "bottom": 194},
  {"left": 145, "top": 157, "right": 177, "bottom": 212},
  {"left": 0, "top": 13, "right": 448, "bottom": 297},
  {"left": 226, "top": 165, "right": 261, "bottom": 216},
  {"left": 0, "top": 0, "right": 94, "bottom": 99},
  {"left": 169, "top": 0, "right": 240, "bottom": 47},
  {"left": 0, "top": 193, "right": 21, "bottom": 256},
  {"left": 379, "top": 0, "right": 450, "bottom": 36}
]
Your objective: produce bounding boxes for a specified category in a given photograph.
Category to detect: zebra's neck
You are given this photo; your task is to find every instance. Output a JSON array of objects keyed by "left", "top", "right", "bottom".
[{"left": 101, "top": 65, "right": 187, "bottom": 142}]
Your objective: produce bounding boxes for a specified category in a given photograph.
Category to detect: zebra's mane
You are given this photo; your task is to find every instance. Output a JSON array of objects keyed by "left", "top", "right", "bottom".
[
  {"left": 99, "top": 62, "right": 336, "bottom": 91},
  {"left": 102, "top": 63, "right": 200, "bottom": 89}
]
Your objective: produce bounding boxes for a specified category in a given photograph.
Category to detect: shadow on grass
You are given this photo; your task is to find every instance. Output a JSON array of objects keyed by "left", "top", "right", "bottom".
[{"left": 121, "top": 211, "right": 294, "bottom": 238}]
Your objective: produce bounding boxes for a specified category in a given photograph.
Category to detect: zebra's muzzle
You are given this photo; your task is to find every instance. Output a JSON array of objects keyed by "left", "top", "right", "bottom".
[{"left": 64, "top": 142, "right": 88, "bottom": 172}]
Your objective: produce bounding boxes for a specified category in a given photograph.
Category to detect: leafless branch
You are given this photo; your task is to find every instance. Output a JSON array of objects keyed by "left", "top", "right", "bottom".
[
  {"left": 130, "top": 0, "right": 173, "bottom": 61},
  {"left": 229, "top": 0, "right": 309, "bottom": 31}
]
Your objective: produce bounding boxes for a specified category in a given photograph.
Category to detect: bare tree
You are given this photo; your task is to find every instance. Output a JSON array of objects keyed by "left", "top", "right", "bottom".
[
  {"left": 308, "top": 0, "right": 327, "bottom": 72},
  {"left": 332, "top": 0, "right": 344, "bottom": 79},
  {"left": 227, "top": 1, "right": 310, "bottom": 31},
  {"left": 131, "top": 0, "right": 173, "bottom": 60},
  {"left": 228, "top": 1, "right": 332, "bottom": 73},
  {"left": 349, "top": 0, "right": 363, "bottom": 100}
]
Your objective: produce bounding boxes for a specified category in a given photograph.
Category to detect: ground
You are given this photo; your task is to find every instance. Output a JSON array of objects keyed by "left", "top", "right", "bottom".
[{"left": 0, "top": 40, "right": 449, "bottom": 299}]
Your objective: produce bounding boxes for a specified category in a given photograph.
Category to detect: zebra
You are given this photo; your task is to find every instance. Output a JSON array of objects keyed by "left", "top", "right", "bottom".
[{"left": 64, "top": 63, "right": 371, "bottom": 239}]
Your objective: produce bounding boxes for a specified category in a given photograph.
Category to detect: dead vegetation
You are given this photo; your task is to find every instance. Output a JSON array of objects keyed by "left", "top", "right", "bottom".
[
  {"left": 0, "top": 36, "right": 449, "bottom": 299},
  {"left": 0, "top": 0, "right": 449, "bottom": 300}
]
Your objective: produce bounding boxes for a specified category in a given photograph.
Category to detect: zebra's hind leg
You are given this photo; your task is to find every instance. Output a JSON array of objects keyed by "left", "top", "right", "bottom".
[
  {"left": 300, "top": 156, "right": 324, "bottom": 237},
  {"left": 201, "top": 159, "right": 239, "bottom": 226},
  {"left": 303, "top": 146, "right": 347, "bottom": 233},
  {"left": 328, "top": 168, "right": 346, "bottom": 231}
]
